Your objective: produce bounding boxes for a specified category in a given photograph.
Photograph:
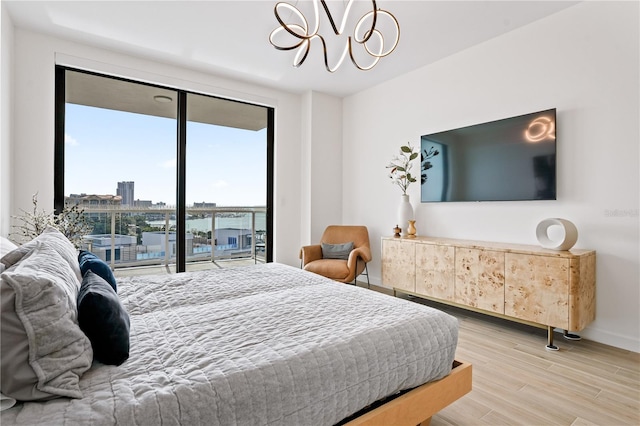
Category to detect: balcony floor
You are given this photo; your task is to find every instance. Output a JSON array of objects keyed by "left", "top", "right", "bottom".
[{"left": 113, "top": 258, "right": 260, "bottom": 278}]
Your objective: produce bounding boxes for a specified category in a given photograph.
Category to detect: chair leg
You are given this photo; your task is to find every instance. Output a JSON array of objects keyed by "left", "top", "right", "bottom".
[
  {"left": 355, "top": 263, "right": 370, "bottom": 288},
  {"left": 365, "top": 264, "right": 370, "bottom": 288}
]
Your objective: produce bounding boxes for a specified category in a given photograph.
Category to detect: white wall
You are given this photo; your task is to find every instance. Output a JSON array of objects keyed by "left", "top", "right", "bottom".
[
  {"left": 343, "top": 1, "right": 639, "bottom": 351},
  {"left": 0, "top": 3, "right": 14, "bottom": 238},
  {"left": 305, "top": 91, "right": 343, "bottom": 244},
  {"left": 299, "top": 90, "right": 345, "bottom": 246},
  {"left": 8, "top": 29, "right": 306, "bottom": 268}
]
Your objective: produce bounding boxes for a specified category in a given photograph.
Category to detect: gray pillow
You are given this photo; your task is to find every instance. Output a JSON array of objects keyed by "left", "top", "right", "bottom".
[
  {"left": 0, "top": 236, "right": 17, "bottom": 258},
  {"left": 321, "top": 242, "right": 354, "bottom": 260},
  {"left": 0, "top": 241, "right": 93, "bottom": 400},
  {"left": 1, "top": 227, "right": 82, "bottom": 284}
]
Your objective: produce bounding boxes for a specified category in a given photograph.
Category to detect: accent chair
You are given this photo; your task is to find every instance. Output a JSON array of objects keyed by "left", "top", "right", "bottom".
[{"left": 299, "top": 225, "right": 371, "bottom": 286}]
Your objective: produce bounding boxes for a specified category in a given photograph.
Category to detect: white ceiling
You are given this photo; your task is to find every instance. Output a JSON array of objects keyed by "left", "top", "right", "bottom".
[{"left": 4, "top": 0, "right": 579, "bottom": 98}]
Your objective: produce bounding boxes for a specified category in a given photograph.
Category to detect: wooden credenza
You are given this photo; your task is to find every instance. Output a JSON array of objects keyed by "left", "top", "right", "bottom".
[{"left": 382, "top": 236, "right": 596, "bottom": 349}]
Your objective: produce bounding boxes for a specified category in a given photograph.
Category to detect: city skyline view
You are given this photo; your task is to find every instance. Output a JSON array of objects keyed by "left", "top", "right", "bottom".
[{"left": 64, "top": 103, "right": 267, "bottom": 207}]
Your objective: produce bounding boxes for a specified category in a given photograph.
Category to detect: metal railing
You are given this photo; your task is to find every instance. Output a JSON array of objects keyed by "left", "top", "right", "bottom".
[{"left": 77, "top": 205, "right": 267, "bottom": 270}]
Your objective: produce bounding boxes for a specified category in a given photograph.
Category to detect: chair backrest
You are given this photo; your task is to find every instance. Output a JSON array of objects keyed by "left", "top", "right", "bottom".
[{"left": 320, "top": 225, "right": 370, "bottom": 249}]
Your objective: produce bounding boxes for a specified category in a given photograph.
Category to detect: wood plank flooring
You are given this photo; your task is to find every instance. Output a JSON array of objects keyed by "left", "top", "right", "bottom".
[{"left": 364, "top": 284, "right": 640, "bottom": 426}]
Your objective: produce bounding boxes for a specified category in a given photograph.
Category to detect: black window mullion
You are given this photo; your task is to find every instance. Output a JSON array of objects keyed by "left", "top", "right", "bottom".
[
  {"left": 176, "top": 91, "right": 187, "bottom": 272},
  {"left": 54, "top": 66, "right": 66, "bottom": 214},
  {"left": 266, "top": 107, "right": 275, "bottom": 263}
]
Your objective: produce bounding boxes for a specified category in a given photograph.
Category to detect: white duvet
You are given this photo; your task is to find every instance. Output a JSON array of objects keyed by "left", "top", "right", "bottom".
[{"left": 2, "top": 263, "right": 458, "bottom": 425}]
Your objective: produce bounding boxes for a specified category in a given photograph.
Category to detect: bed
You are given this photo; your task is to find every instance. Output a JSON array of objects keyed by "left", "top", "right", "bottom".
[{"left": 1, "top": 229, "right": 470, "bottom": 425}]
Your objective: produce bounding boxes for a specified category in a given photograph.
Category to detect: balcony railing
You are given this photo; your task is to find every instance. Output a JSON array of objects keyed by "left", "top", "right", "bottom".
[{"left": 76, "top": 205, "right": 267, "bottom": 270}]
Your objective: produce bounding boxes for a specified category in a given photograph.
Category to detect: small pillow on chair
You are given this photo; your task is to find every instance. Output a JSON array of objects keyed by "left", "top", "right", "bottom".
[
  {"left": 77, "top": 271, "right": 130, "bottom": 366},
  {"left": 321, "top": 242, "right": 354, "bottom": 260}
]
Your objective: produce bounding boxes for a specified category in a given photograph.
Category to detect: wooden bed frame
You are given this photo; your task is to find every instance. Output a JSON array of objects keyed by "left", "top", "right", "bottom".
[{"left": 344, "top": 360, "right": 472, "bottom": 426}]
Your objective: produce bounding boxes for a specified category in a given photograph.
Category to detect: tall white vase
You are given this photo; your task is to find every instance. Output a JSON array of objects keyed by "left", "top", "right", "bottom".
[{"left": 397, "top": 194, "right": 414, "bottom": 237}]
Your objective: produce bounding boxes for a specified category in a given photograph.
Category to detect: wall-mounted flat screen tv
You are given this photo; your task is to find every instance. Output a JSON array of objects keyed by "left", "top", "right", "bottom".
[{"left": 420, "top": 108, "right": 556, "bottom": 202}]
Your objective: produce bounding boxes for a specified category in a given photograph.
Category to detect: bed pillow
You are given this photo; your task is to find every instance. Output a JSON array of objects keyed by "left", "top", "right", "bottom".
[
  {"left": 78, "top": 271, "right": 130, "bottom": 366},
  {"left": 0, "top": 226, "right": 82, "bottom": 284},
  {"left": 78, "top": 250, "right": 117, "bottom": 293},
  {"left": 0, "top": 236, "right": 18, "bottom": 257},
  {"left": 0, "top": 241, "right": 93, "bottom": 401},
  {"left": 321, "top": 242, "right": 354, "bottom": 260}
]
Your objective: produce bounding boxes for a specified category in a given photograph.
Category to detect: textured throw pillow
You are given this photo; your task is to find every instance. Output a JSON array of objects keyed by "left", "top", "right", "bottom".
[
  {"left": 78, "top": 250, "right": 117, "bottom": 293},
  {"left": 0, "top": 241, "right": 93, "bottom": 400},
  {"left": 0, "top": 226, "right": 82, "bottom": 283},
  {"left": 78, "top": 271, "right": 130, "bottom": 366},
  {"left": 321, "top": 242, "right": 354, "bottom": 260},
  {"left": 0, "top": 236, "right": 18, "bottom": 258}
]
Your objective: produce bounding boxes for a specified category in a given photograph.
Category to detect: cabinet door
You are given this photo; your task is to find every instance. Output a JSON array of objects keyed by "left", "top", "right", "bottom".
[
  {"left": 505, "top": 253, "right": 569, "bottom": 329},
  {"left": 455, "top": 248, "right": 505, "bottom": 314},
  {"left": 382, "top": 239, "right": 415, "bottom": 292},
  {"left": 416, "top": 243, "right": 455, "bottom": 301}
]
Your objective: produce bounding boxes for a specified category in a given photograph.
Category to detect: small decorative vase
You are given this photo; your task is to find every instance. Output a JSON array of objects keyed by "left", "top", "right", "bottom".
[
  {"left": 393, "top": 225, "right": 402, "bottom": 238},
  {"left": 397, "top": 194, "right": 414, "bottom": 237},
  {"left": 407, "top": 220, "right": 417, "bottom": 238}
]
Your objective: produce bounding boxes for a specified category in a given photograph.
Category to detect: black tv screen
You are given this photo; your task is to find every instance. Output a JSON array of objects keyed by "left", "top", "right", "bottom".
[{"left": 420, "top": 109, "right": 556, "bottom": 202}]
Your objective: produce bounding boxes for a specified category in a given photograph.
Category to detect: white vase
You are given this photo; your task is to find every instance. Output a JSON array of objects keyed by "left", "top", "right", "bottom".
[{"left": 397, "top": 194, "right": 414, "bottom": 237}]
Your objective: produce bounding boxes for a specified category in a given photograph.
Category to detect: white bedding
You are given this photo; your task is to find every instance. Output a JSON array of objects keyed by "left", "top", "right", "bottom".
[{"left": 2, "top": 263, "right": 458, "bottom": 425}]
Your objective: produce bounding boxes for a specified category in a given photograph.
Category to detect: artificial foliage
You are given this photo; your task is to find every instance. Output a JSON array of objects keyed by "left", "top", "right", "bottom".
[{"left": 12, "top": 193, "right": 93, "bottom": 248}]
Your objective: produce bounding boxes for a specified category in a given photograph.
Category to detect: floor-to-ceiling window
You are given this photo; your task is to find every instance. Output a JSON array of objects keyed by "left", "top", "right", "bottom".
[{"left": 55, "top": 67, "right": 273, "bottom": 273}]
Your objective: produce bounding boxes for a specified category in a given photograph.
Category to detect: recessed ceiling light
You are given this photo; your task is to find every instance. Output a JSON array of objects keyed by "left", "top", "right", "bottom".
[{"left": 154, "top": 95, "right": 173, "bottom": 103}]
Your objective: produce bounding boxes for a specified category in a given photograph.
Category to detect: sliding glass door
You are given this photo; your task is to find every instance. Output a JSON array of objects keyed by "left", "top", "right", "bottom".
[
  {"left": 185, "top": 93, "right": 269, "bottom": 271},
  {"left": 55, "top": 67, "right": 273, "bottom": 274}
]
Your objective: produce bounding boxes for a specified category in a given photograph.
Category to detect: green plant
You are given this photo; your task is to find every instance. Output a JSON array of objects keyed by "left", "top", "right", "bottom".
[
  {"left": 386, "top": 142, "right": 419, "bottom": 195},
  {"left": 12, "top": 193, "right": 93, "bottom": 248}
]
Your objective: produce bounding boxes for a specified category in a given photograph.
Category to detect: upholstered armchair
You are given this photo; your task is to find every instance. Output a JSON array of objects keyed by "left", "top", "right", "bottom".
[{"left": 299, "top": 225, "right": 371, "bottom": 286}]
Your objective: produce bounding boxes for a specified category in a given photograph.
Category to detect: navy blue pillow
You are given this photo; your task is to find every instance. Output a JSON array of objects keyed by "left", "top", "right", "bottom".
[
  {"left": 78, "top": 250, "right": 117, "bottom": 293},
  {"left": 77, "top": 271, "right": 130, "bottom": 366}
]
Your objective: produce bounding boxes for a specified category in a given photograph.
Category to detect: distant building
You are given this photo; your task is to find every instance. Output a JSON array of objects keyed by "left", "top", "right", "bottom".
[
  {"left": 81, "top": 234, "right": 137, "bottom": 263},
  {"left": 66, "top": 194, "right": 122, "bottom": 222},
  {"left": 193, "top": 202, "right": 217, "bottom": 209},
  {"left": 66, "top": 193, "right": 122, "bottom": 208},
  {"left": 117, "top": 181, "right": 135, "bottom": 206},
  {"left": 142, "top": 231, "right": 194, "bottom": 257},
  {"left": 134, "top": 199, "right": 153, "bottom": 208}
]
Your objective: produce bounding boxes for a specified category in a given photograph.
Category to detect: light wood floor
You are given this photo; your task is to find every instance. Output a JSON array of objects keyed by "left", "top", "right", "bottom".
[{"left": 367, "top": 284, "right": 640, "bottom": 426}]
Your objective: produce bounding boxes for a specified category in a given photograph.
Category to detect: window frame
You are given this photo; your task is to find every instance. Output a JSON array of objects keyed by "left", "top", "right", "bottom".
[{"left": 54, "top": 66, "right": 274, "bottom": 270}]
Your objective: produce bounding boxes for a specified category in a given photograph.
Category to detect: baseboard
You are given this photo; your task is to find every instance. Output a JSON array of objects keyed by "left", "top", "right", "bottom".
[{"left": 579, "top": 327, "right": 640, "bottom": 353}]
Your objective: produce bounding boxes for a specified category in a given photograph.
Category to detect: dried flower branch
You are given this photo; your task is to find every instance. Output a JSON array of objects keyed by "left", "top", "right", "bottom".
[{"left": 11, "top": 193, "right": 93, "bottom": 248}]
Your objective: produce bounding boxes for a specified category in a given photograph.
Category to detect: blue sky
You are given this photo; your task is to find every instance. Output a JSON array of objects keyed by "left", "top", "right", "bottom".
[{"left": 65, "top": 104, "right": 267, "bottom": 206}]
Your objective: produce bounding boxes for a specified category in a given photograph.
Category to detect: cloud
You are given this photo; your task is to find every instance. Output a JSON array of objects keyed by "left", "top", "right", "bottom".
[
  {"left": 213, "top": 180, "right": 229, "bottom": 188},
  {"left": 159, "top": 159, "right": 177, "bottom": 169},
  {"left": 65, "top": 133, "right": 79, "bottom": 146}
]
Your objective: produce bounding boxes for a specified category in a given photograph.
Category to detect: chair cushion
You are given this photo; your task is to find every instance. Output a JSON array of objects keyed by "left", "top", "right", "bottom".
[
  {"left": 304, "top": 259, "right": 350, "bottom": 281},
  {"left": 321, "top": 242, "right": 353, "bottom": 260}
]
